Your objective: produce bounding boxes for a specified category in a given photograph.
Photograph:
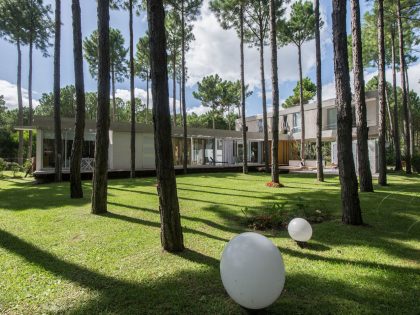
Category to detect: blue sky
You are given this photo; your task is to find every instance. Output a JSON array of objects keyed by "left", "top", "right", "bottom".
[{"left": 0, "top": 0, "right": 418, "bottom": 116}]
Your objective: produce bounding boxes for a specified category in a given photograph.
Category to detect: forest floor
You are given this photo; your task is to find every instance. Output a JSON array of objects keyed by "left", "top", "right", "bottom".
[{"left": 0, "top": 171, "right": 419, "bottom": 314}]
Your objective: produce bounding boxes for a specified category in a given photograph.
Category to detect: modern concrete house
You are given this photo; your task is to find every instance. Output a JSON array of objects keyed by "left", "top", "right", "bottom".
[
  {"left": 240, "top": 90, "right": 380, "bottom": 173},
  {"left": 24, "top": 91, "right": 379, "bottom": 179}
]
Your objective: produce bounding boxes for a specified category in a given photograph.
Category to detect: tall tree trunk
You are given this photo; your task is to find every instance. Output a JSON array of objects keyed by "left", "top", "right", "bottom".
[
  {"left": 172, "top": 52, "right": 177, "bottom": 127},
  {"left": 351, "top": 0, "right": 373, "bottom": 192},
  {"left": 181, "top": 1, "right": 188, "bottom": 174},
  {"left": 146, "top": 75, "right": 149, "bottom": 123},
  {"left": 17, "top": 39, "right": 23, "bottom": 166},
  {"left": 27, "top": 39, "right": 33, "bottom": 160},
  {"left": 269, "top": 0, "right": 279, "bottom": 184},
  {"left": 240, "top": 4, "right": 248, "bottom": 174},
  {"left": 147, "top": 0, "right": 184, "bottom": 252},
  {"left": 92, "top": 0, "right": 110, "bottom": 214},
  {"left": 54, "top": 0, "right": 62, "bottom": 182},
  {"left": 259, "top": 35, "right": 269, "bottom": 173},
  {"left": 315, "top": 0, "right": 324, "bottom": 182},
  {"left": 378, "top": 0, "right": 387, "bottom": 185},
  {"left": 405, "top": 67, "right": 414, "bottom": 156},
  {"left": 129, "top": 0, "right": 136, "bottom": 179},
  {"left": 332, "top": 0, "right": 363, "bottom": 225},
  {"left": 391, "top": 29, "right": 402, "bottom": 171},
  {"left": 297, "top": 44, "right": 305, "bottom": 163},
  {"left": 396, "top": 0, "right": 411, "bottom": 174},
  {"left": 179, "top": 77, "right": 182, "bottom": 121},
  {"left": 111, "top": 64, "right": 116, "bottom": 121},
  {"left": 70, "top": 0, "right": 86, "bottom": 198}
]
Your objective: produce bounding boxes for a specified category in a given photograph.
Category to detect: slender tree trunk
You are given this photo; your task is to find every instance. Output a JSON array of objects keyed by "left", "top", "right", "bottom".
[
  {"left": 391, "top": 29, "right": 402, "bottom": 171},
  {"left": 92, "top": 0, "right": 110, "bottom": 214},
  {"left": 27, "top": 39, "right": 33, "bottom": 160},
  {"left": 332, "top": 0, "right": 363, "bottom": 225},
  {"left": 129, "top": 0, "right": 136, "bottom": 179},
  {"left": 259, "top": 35, "right": 269, "bottom": 173},
  {"left": 54, "top": 0, "right": 62, "bottom": 182},
  {"left": 179, "top": 77, "right": 182, "bottom": 121},
  {"left": 269, "top": 0, "right": 279, "bottom": 184},
  {"left": 147, "top": 0, "right": 184, "bottom": 252},
  {"left": 378, "top": 0, "right": 387, "bottom": 185},
  {"left": 240, "top": 4, "right": 248, "bottom": 174},
  {"left": 351, "top": 0, "right": 373, "bottom": 192},
  {"left": 17, "top": 39, "right": 24, "bottom": 166},
  {"left": 111, "top": 64, "right": 116, "bottom": 121},
  {"left": 297, "top": 44, "right": 305, "bottom": 163},
  {"left": 397, "top": 0, "right": 411, "bottom": 174},
  {"left": 70, "top": 0, "right": 86, "bottom": 198},
  {"left": 146, "top": 75, "right": 149, "bottom": 123},
  {"left": 227, "top": 104, "right": 231, "bottom": 130},
  {"left": 405, "top": 67, "right": 414, "bottom": 156},
  {"left": 315, "top": 0, "right": 324, "bottom": 182},
  {"left": 181, "top": 1, "right": 188, "bottom": 173},
  {"left": 172, "top": 52, "right": 177, "bottom": 127}
]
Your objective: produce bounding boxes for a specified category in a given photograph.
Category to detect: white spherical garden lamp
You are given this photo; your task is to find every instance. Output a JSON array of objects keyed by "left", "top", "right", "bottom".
[
  {"left": 220, "top": 232, "right": 285, "bottom": 310},
  {"left": 287, "top": 218, "right": 313, "bottom": 242}
]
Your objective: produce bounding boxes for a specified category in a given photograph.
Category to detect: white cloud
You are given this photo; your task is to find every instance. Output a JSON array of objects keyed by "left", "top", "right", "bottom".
[
  {"left": 187, "top": 105, "right": 210, "bottom": 116},
  {"left": 0, "top": 79, "right": 40, "bottom": 109},
  {"left": 186, "top": 0, "right": 331, "bottom": 93}
]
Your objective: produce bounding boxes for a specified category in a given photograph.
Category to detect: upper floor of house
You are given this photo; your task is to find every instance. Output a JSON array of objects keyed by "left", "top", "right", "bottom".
[{"left": 238, "top": 90, "right": 379, "bottom": 141}]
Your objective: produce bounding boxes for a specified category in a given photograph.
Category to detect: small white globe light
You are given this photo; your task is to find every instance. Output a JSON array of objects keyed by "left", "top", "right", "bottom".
[
  {"left": 288, "top": 218, "right": 313, "bottom": 242},
  {"left": 220, "top": 232, "right": 285, "bottom": 310}
]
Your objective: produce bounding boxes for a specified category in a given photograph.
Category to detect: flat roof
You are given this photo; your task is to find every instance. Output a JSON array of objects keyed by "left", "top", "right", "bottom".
[{"left": 27, "top": 116, "right": 284, "bottom": 141}]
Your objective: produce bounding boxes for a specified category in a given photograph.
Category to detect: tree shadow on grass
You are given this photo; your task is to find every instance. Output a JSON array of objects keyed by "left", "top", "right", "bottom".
[
  {"left": 102, "top": 211, "right": 230, "bottom": 243},
  {"left": 1, "top": 228, "right": 417, "bottom": 314}
]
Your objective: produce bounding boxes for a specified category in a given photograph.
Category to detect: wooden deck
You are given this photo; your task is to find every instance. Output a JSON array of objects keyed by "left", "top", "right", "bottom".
[{"left": 34, "top": 164, "right": 290, "bottom": 182}]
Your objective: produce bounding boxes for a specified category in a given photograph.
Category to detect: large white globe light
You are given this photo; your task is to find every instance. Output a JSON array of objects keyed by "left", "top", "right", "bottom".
[
  {"left": 220, "top": 232, "right": 285, "bottom": 310},
  {"left": 288, "top": 218, "right": 313, "bottom": 242}
]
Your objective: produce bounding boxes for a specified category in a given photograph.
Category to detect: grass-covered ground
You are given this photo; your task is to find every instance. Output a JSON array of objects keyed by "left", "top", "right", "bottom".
[{"left": 0, "top": 171, "right": 419, "bottom": 314}]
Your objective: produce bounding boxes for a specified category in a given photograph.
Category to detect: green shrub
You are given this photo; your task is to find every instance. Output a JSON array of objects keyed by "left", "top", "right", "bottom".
[
  {"left": 412, "top": 154, "right": 420, "bottom": 173},
  {"left": 0, "top": 158, "right": 5, "bottom": 177},
  {"left": 8, "top": 162, "right": 22, "bottom": 178},
  {"left": 241, "top": 197, "right": 331, "bottom": 231}
]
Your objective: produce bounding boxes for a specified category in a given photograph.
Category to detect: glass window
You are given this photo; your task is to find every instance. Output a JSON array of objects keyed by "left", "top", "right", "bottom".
[
  {"left": 293, "top": 113, "right": 301, "bottom": 132},
  {"left": 327, "top": 108, "right": 337, "bottom": 130}
]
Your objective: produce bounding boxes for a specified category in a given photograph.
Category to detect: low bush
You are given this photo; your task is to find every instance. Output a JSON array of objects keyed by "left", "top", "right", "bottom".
[
  {"left": 242, "top": 197, "right": 331, "bottom": 231},
  {"left": 0, "top": 158, "right": 6, "bottom": 177},
  {"left": 8, "top": 162, "right": 22, "bottom": 178}
]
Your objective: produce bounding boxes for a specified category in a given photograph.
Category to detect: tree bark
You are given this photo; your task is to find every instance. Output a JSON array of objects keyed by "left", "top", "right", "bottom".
[
  {"left": 146, "top": 75, "right": 149, "bottom": 123},
  {"left": 70, "top": 0, "right": 86, "bottom": 198},
  {"left": 396, "top": 0, "right": 411, "bottom": 174},
  {"left": 297, "top": 44, "right": 305, "bottom": 163},
  {"left": 391, "top": 28, "right": 402, "bottom": 171},
  {"left": 351, "top": 0, "right": 373, "bottom": 192},
  {"left": 378, "top": 0, "right": 387, "bottom": 186},
  {"left": 54, "top": 0, "right": 62, "bottom": 182},
  {"left": 111, "top": 64, "right": 116, "bottom": 121},
  {"left": 181, "top": 1, "right": 188, "bottom": 174},
  {"left": 315, "top": 0, "right": 324, "bottom": 182},
  {"left": 17, "top": 39, "right": 24, "bottom": 166},
  {"left": 259, "top": 34, "right": 269, "bottom": 173},
  {"left": 405, "top": 67, "right": 414, "bottom": 156},
  {"left": 129, "top": 0, "right": 136, "bottom": 179},
  {"left": 172, "top": 52, "right": 177, "bottom": 127},
  {"left": 92, "top": 0, "right": 110, "bottom": 214},
  {"left": 240, "top": 4, "right": 248, "bottom": 174},
  {"left": 269, "top": 0, "right": 279, "bottom": 184},
  {"left": 27, "top": 38, "right": 33, "bottom": 160},
  {"left": 332, "top": 0, "right": 363, "bottom": 225},
  {"left": 147, "top": 0, "right": 184, "bottom": 252}
]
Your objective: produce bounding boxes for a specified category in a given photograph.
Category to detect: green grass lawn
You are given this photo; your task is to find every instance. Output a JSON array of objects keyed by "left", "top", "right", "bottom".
[{"left": 0, "top": 172, "right": 419, "bottom": 314}]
